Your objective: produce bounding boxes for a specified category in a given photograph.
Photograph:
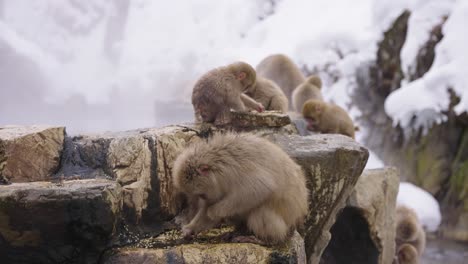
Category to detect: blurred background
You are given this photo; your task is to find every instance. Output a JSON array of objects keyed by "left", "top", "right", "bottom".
[{"left": 1, "top": 0, "right": 467, "bottom": 262}]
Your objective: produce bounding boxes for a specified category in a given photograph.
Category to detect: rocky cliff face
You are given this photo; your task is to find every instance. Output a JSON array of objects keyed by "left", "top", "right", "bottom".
[
  {"left": 353, "top": 10, "right": 468, "bottom": 241},
  {"left": 0, "top": 112, "right": 401, "bottom": 264}
]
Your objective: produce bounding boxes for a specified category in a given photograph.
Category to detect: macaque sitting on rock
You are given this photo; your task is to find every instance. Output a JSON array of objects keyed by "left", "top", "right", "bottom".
[
  {"left": 172, "top": 132, "right": 309, "bottom": 244},
  {"left": 244, "top": 77, "right": 289, "bottom": 113},
  {"left": 192, "top": 62, "right": 264, "bottom": 125},
  {"left": 302, "top": 99, "right": 355, "bottom": 139}
]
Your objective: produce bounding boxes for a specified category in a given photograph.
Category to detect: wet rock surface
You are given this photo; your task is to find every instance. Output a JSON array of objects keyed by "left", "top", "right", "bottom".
[
  {"left": 0, "top": 119, "right": 370, "bottom": 264},
  {"left": 0, "top": 125, "right": 65, "bottom": 183},
  {"left": 0, "top": 179, "right": 121, "bottom": 264},
  {"left": 322, "top": 168, "right": 399, "bottom": 264},
  {"left": 103, "top": 228, "right": 306, "bottom": 264},
  {"left": 272, "top": 134, "right": 369, "bottom": 263}
]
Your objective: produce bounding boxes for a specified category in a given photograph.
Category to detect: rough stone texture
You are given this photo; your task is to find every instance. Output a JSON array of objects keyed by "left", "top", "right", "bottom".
[
  {"left": 322, "top": 168, "right": 399, "bottom": 264},
  {"left": 0, "top": 125, "right": 65, "bottom": 183},
  {"left": 229, "top": 110, "right": 292, "bottom": 128},
  {"left": 271, "top": 134, "right": 369, "bottom": 264},
  {"left": 107, "top": 134, "right": 153, "bottom": 224},
  {"left": 352, "top": 9, "right": 468, "bottom": 242},
  {"left": 142, "top": 126, "right": 201, "bottom": 219},
  {"left": 0, "top": 179, "right": 121, "bottom": 264},
  {"left": 103, "top": 228, "right": 306, "bottom": 264}
]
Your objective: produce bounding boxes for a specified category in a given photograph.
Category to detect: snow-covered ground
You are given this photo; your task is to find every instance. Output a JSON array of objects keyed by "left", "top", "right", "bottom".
[{"left": 397, "top": 182, "right": 442, "bottom": 232}]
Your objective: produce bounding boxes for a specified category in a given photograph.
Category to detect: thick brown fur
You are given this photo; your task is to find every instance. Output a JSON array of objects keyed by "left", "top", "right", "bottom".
[
  {"left": 395, "top": 243, "right": 419, "bottom": 264},
  {"left": 292, "top": 75, "right": 324, "bottom": 112},
  {"left": 172, "top": 133, "right": 309, "bottom": 244},
  {"left": 245, "top": 77, "right": 289, "bottom": 113},
  {"left": 256, "top": 54, "right": 305, "bottom": 107},
  {"left": 395, "top": 205, "right": 426, "bottom": 257},
  {"left": 192, "top": 62, "right": 263, "bottom": 124},
  {"left": 302, "top": 99, "right": 355, "bottom": 139}
]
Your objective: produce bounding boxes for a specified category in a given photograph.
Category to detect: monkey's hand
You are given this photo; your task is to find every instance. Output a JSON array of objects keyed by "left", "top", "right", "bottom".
[
  {"left": 256, "top": 103, "right": 265, "bottom": 113},
  {"left": 182, "top": 225, "right": 195, "bottom": 239}
]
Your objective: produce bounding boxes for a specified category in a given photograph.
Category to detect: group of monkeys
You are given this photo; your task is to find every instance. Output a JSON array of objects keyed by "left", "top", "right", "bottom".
[
  {"left": 191, "top": 54, "right": 356, "bottom": 139},
  {"left": 171, "top": 54, "right": 425, "bottom": 263}
]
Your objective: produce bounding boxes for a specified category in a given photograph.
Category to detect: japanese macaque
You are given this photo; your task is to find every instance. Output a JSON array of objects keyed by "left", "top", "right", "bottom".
[
  {"left": 256, "top": 54, "right": 305, "bottom": 106},
  {"left": 395, "top": 243, "right": 419, "bottom": 264},
  {"left": 292, "top": 75, "right": 324, "bottom": 112},
  {"left": 172, "top": 133, "right": 309, "bottom": 244},
  {"left": 302, "top": 99, "right": 355, "bottom": 139},
  {"left": 244, "top": 77, "right": 289, "bottom": 113},
  {"left": 192, "top": 62, "right": 264, "bottom": 124},
  {"left": 395, "top": 205, "right": 426, "bottom": 259}
]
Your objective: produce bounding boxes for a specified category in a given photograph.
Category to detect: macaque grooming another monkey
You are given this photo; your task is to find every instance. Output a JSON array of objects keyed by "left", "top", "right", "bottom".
[
  {"left": 394, "top": 205, "right": 426, "bottom": 263},
  {"left": 256, "top": 54, "right": 305, "bottom": 106},
  {"left": 302, "top": 99, "right": 355, "bottom": 139},
  {"left": 292, "top": 75, "right": 324, "bottom": 112},
  {"left": 192, "top": 62, "right": 264, "bottom": 124},
  {"left": 244, "top": 77, "right": 289, "bottom": 113},
  {"left": 172, "top": 133, "right": 309, "bottom": 244}
]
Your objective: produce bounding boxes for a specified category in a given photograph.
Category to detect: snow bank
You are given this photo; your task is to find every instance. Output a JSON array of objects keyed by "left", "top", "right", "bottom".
[
  {"left": 364, "top": 150, "right": 385, "bottom": 169},
  {"left": 397, "top": 182, "right": 442, "bottom": 232},
  {"left": 385, "top": 0, "right": 468, "bottom": 131}
]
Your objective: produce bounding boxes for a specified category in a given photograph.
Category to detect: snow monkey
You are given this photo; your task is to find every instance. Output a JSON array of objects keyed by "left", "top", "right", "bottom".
[
  {"left": 192, "top": 62, "right": 265, "bottom": 124},
  {"left": 395, "top": 205, "right": 426, "bottom": 262},
  {"left": 394, "top": 244, "right": 419, "bottom": 264},
  {"left": 256, "top": 54, "right": 305, "bottom": 106},
  {"left": 302, "top": 99, "right": 355, "bottom": 139},
  {"left": 172, "top": 132, "right": 309, "bottom": 244},
  {"left": 244, "top": 77, "right": 289, "bottom": 113},
  {"left": 292, "top": 75, "right": 324, "bottom": 112}
]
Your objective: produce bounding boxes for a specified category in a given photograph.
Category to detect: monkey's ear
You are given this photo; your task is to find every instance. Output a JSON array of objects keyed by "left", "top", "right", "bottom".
[
  {"left": 197, "top": 164, "right": 210, "bottom": 176},
  {"left": 237, "top": 72, "right": 247, "bottom": 80}
]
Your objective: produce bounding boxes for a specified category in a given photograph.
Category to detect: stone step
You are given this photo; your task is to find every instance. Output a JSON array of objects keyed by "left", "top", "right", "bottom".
[
  {"left": 0, "top": 179, "right": 121, "bottom": 264},
  {"left": 0, "top": 121, "right": 371, "bottom": 264},
  {"left": 102, "top": 229, "right": 306, "bottom": 264}
]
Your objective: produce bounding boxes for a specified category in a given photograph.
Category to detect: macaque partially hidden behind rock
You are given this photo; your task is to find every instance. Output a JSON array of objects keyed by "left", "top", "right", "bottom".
[
  {"left": 292, "top": 75, "right": 324, "bottom": 113},
  {"left": 393, "top": 205, "right": 426, "bottom": 264},
  {"left": 191, "top": 62, "right": 265, "bottom": 125},
  {"left": 172, "top": 133, "right": 309, "bottom": 245},
  {"left": 302, "top": 99, "right": 356, "bottom": 139}
]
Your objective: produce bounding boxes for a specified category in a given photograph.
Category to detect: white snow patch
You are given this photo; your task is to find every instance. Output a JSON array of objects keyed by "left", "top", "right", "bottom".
[
  {"left": 397, "top": 182, "right": 442, "bottom": 232},
  {"left": 364, "top": 150, "right": 385, "bottom": 169},
  {"left": 385, "top": 0, "right": 468, "bottom": 131}
]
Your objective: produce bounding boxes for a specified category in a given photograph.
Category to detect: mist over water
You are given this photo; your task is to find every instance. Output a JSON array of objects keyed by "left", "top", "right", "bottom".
[
  {"left": 0, "top": 0, "right": 375, "bottom": 133},
  {"left": 0, "top": 1, "right": 270, "bottom": 133}
]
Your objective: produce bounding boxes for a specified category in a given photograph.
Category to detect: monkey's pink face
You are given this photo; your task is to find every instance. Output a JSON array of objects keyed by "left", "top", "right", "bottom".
[
  {"left": 181, "top": 163, "right": 222, "bottom": 202},
  {"left": 305, "top": 117, "right": 318, "bottom": 131}
]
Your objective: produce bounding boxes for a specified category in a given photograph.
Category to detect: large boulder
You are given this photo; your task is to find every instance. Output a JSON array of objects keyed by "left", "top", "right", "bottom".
[
  {"left": 0, "top": 125, "right": 65, "bottom": 183},
  {"left": 322, "top": 168, "right": 400, "bottom": 264},
  {"left": 0, "top": 179, "right": 121, "bottom": 264},
  {"left": 272, "top": 134, "right": 369, "bottom": 264}
]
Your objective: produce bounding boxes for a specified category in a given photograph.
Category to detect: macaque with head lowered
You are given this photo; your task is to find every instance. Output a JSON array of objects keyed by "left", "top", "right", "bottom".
[
  {"left": 394, "top": 244, "right": 419, "bottom": 264},
  {"left": 302, "top": 99, "right": 355, "bottom": 139},
  {"left": 244, "top": 77, "right": 289, "bottom": 113},
  {"left": 292, "top": 75, "right": 324, "bottom": 112},
  {"left": 394, "top": 205, "right": 426, "bottom": 263},
  {"left": 172, "top": 133, "right": 309, "bottom": 244},
  {"left": 256, "top": 54, "right": 305, "bottom": 106},
  {"left": 192, "top": 62, "right": 264, "bottom": 124}
]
